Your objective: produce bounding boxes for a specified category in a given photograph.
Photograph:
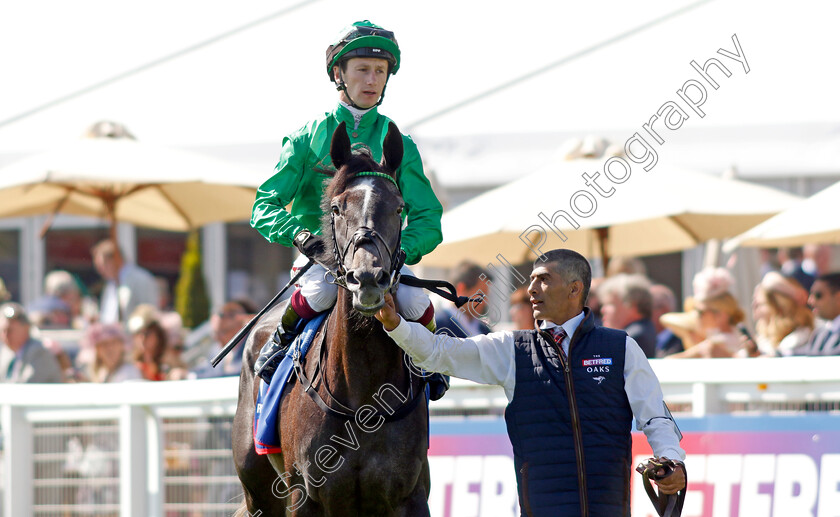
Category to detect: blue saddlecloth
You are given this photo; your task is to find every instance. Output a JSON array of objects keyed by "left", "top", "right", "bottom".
[{"left": 254, "top": 312, "right": 326, "bottom": 455}]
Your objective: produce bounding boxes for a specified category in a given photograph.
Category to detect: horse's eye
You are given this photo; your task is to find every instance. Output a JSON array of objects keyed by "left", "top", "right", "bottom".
[
  {"left": 396, "top": 206, "right": 403, "bottom": 215},
  {"left": 332, "top": 206, "right": 340, "bottom": 215}
]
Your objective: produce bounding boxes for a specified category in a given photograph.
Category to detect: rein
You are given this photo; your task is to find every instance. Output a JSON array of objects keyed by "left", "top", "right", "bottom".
[
  {"left": 327, "top": 170, "right": 402, "bottom": 287},
  {"left": 299, "top": 170, "right": 422, "bottom": 423},
  {"left": 296, "top": 168, "right": 481, "bottom": 421},
  {"left": 292, "top": 324, "right": 426, "bottom": 423},
  {"left": 323, "top": 170, "right": 479, "bottom": 308}
]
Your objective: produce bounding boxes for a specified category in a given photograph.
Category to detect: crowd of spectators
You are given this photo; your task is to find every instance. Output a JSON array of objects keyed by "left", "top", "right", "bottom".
[
  {"left": 3, "top": 243, "right": 840, "bottom": 388},
  {"left": 0, "top": 238, "right": 256, "bottom": 385},
  {"left": 590, "top": 245, "right": 838, "bottom": 359},
  {"left": 435, "top": 246, "right": 840, "bottom": 361}
]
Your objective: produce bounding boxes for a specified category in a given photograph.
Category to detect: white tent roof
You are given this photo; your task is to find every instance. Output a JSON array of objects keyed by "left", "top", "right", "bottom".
[{"left": 1, "top": 0, "right": 838, "bottom": 155}]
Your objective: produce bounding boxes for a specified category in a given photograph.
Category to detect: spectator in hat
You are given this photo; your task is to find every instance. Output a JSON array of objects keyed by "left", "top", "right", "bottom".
[
  {"left": 27, "top": 295, "right": 73, "bottom": 329},
  {"left": 0, "top": 302, "right": 63, "bottom": 383},
  {"left": 660, "top": 300, "right": 706, "bottom": 353},
  {"left": 668, "top": 268, "right": 745, "bottom": 358},
  {"left": 83, "top": 323, "right": 143, "bottom": 383}
]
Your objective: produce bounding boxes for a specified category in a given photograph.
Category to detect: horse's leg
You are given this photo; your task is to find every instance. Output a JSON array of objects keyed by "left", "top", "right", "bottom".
[
  {"left": 393, "top": 458, "right": 431, "bottom": 517},
  {"left": 232, "top": 307, "right": 290, "bottom": 515}
]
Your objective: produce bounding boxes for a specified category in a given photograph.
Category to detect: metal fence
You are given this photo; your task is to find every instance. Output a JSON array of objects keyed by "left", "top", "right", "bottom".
[
  {"left": 6, "top": 414, "right": 242, "bottom": 517},
  {"left": 3, "top": 356, "right": 840, "bottom": 517}
]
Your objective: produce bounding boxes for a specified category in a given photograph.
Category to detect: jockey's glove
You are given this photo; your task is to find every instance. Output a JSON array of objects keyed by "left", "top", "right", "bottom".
[{"left": 294, "top": 230, "right": 336, "bottom": 270}]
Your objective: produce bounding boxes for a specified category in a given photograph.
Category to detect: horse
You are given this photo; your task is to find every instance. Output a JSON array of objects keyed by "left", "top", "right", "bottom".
[{"left": 233, "top": 121, "right": 431, "bottom": 516}]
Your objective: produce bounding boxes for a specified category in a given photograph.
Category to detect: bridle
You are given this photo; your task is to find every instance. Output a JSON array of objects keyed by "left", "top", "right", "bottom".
[
  {"left": 326, "top": 171, "right": 404, "bottom": 292},
  {"left": 321, "top": 170, "right": 478, "bottom": 309},
  {"left": 294, "top": 169, "right": 424, "bottom": 423}
]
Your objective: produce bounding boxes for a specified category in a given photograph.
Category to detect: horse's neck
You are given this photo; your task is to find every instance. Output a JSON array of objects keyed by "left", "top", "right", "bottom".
[{"left": 324, "top": 291, "right": 406, "bottom": 406}]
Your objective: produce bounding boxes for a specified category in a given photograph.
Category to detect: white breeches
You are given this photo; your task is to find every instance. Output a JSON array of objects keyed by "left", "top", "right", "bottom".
[{"left": 292, "top": 254, "right": 430, "bottom": 320}]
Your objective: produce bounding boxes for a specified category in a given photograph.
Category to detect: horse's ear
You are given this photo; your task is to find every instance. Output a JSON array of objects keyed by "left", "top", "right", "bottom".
[
  {"left": 331, "top": 122, "right": 352, "bottom": 171},
  {"left": 382, "top": 122, "right": 403, "bottom": 177}
]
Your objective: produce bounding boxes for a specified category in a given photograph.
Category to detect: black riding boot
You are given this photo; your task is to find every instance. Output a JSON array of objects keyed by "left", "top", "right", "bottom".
[
  {"left": 428, "top": 373, "right": 450, "bottom": 401},
  {"left": 254, "top": 302, "right": 304, "bottom": 384}
]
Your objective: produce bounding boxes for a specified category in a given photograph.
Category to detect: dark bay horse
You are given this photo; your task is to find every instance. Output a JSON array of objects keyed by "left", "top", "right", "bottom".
[{"left": 233, "top": 122, "right": 430, "bottom": 516}]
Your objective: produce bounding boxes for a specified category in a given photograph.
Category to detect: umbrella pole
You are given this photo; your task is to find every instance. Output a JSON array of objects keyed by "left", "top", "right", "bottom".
[
  {"left": 596, "top": 227, "right": 610, "bottom": 272},
  {"left": 39, "top": 189, "right": 74, "bottom": 239},
  {"left": 105, "top": 196, "right": 123, "bottom": 265}
]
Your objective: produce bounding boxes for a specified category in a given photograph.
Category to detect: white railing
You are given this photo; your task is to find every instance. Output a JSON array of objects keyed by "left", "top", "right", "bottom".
[{"left": 2, "top": 357, "right": 840, "bottom": 516}]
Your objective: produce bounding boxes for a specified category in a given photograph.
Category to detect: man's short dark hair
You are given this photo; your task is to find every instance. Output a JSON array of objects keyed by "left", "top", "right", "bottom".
[
  {"left": 535, "top": 249, "right": 592, "bottom": 304},
  {"left": 817, "top": 272, "right": 840, "bottom": 293},
  {"left": 449, "top": 261, "right": 491, "bottom": 288},
  {"left": 91, "top": 239, "right": 123, "bottom": 261}
]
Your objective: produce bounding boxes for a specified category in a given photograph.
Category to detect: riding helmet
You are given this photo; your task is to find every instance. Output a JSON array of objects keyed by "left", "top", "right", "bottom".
[{"left": 326, "top": 20, "right": 401, "bottom": 81}]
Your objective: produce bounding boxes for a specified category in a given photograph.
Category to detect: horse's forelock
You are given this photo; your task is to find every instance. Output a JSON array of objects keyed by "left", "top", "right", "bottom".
[
  {"left": 325, "top": 150, "right": 380, "bottom": 198},
  {"left": 319, "top": 150, "right": 399, "bottom": 252}
]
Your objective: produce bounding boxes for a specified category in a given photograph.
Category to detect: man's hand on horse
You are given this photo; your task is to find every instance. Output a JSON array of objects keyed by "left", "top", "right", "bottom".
[
  {"left": 375, "top": 292, "right": 401, "bottom": 331},
  {"left": 654, "top": 458, "right": 686, "bottom": 494}
]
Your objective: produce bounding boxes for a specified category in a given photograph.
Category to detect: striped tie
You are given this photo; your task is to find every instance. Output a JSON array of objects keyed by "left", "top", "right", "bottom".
[
  {"left": 550, "top": 326, "right": 567, "bottom": 346},
  {"left": 818, "top": 328, "right": 836, "bottom": 354}
]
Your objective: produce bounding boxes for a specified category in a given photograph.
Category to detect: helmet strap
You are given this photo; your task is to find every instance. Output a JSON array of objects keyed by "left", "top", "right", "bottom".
[{"left": 335, "top": 66, "right": 389, "bottom": 109}]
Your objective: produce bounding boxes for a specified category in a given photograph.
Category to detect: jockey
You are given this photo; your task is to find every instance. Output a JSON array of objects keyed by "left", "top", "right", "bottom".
[{"left": 250, "top": 21, "right": 449, "bottom": 399}]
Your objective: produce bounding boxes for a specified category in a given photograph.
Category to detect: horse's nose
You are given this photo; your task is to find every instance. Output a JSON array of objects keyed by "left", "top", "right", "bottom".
[
  {"left": 375, "top": 269, "right": 390, "bottom": 289},
  {"left": 345, "top": 268, "right": 390, "bottom": 290}
]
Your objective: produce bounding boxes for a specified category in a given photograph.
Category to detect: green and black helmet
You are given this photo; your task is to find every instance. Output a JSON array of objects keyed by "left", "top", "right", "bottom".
[{"left": 326, "top": 20, "right": 401, "bottom": 81}]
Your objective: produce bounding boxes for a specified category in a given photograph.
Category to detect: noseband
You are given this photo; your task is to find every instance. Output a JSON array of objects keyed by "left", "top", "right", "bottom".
[{"left": 327, "top": 171, "right": 404, "bottom": 290}]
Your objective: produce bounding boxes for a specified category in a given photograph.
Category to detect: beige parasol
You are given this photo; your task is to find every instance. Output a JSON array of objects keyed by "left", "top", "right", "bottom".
[
  {"left": 0, "top": 122, "right": 263, "bottom": 242},
  {"left": 422, "top": 155, "right": 801, "bottom": 268},
  {"left": 724, "top": 179, "right": 840, "bottom": 251}
]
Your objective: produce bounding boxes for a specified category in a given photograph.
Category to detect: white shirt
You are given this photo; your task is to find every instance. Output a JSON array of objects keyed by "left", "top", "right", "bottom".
[
  {"left": 99, "top": 263, "right": 158, "bottom": 324},
  {"left": 99, "top": 281, "right": 120, "bottom": 324},
  {"left": 387, "top": 311, "right": 685, "bottom": 461},
  {"left": 830, "top": 315, "right": 840, "bottom": 334}
]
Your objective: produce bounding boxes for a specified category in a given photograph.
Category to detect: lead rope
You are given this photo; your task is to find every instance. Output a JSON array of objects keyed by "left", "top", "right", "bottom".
[{"left": 635, "top": 457, "right": 686, "bottom": 517}]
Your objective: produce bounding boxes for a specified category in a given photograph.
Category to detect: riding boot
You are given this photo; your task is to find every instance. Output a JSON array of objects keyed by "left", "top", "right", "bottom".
[
  {"left": 254, "top": 301, "right": 305, "bottom": 384},
  {"left": 428, "top": 372, "right": 450, "bottom": 401}
]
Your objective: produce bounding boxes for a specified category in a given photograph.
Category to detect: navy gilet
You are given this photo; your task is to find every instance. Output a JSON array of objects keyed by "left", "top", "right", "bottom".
[{"left": 504, "top": 309, "right": 633, "bottom": 517}]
